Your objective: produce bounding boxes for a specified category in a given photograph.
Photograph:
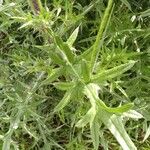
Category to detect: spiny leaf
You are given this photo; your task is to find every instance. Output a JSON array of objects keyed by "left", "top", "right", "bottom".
[
  {"left": 84, "top": 83, "right": 101, "bottom": 108},
  {"left": 100, "top": 112, "right": 137, "bottom": 150},
  {"left": 92, "top": 61, "right": 135, "bottom": 82},
  {"left": 76, "top": 108, "right": 95, "bottom": 128},
  {"left": 85, "top": 83, "right": 133, "bottom": 114},
  {"left": 123, "top": 110, "right": 143, "bottom": 119},
  {"left": 54, "top": 35, "right": 75, "bottom": 63},
  {"left": 48, "top": 51, "right": 66, "bottom": 65},
  {"left": 90, "top": 119, "right": 100, "bottom": 150},
  {"left": 54, "top": 89, "right": 73, "bottom": 112},
  {"left": 35, "top": 45, "right": 65, "bottom": 65},
  {"left": 67, "top": 26, "right": 79, "bottom": 47},
  {"left": 90, "top": 0, "right": 113, "bottom": 72},
  {"left": 77, "top": 46, "right": 93, "bottom": 62},
  {"left": 53, "top": 82, "right": 75, "bottom": 91},
  {"left": 143, "top": 124, "right": 150, "bottom": 142},
  {"left": 81, "top": 59, "right": 90, "bottom": 82},
  {"left": 41, "top": 68, "right": 64, "bottom": 85},
  {"left": 97, "top": 102, "right": 134, "bottom": 114},
  {"left": 120, "top": 0, "right": 132, "bottom": 11}
]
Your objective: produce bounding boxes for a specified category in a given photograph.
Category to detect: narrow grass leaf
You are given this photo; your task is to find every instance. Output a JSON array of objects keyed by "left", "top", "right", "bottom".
[{"left": 116, "top": 84, "right": 129, "bottom": 99}]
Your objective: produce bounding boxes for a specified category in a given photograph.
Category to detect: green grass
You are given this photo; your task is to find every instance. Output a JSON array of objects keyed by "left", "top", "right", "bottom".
[{"left": 0, "top": 0, "right": 150, "bottom": 149}]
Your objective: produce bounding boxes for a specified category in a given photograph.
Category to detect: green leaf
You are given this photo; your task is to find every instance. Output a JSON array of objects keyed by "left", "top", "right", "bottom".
[
  {"left": 85, "top": 83, "right": 133, "bottom": 114},
  {"left": 35, "top": 45, "right": 65, "bottom": 65},
  {"left": 81, "top": 59, "right": 90, "bottom": 82},
  {"left": 92, "top": 61, "right": 135, "bottom": 82},
  {"left": 53, "top": 82, "right": 75, "bottom": 91},
  {"left": 77, "top": 46, "right": 93, "bottom": 61},
  {"left": 41, "top": 68, "right": 64, "bottom": 85},
  {"left": 116, "top": 83, "right": 129, "bottom": 99},
  {"left": 54, "top": 89, "right": 73, "bottom": 112},
  {"left": 100, "top": 112, "right": 137, "bottom": 150},
  {"left": 84, "top": 83, "right": 100, "bottom": 108},
  {"left": 2, "top": 138, "right": 11, "bottom": 150},
  {"left": 67, "top": 26, "right": 79, "bottom": 47},
  {"left": 76, "top": 108, "right": 95, "bottom": 128},
  {"left": 123, "top": 110, "right": 143, "bottom": 119},
  {"left": 90, "top": 119, "right": 100, "bottom": 150},
  {"left": 90, "top": 0, "right": 113, "bottom": 72},
  {"left": 98, "top": 102, "right": 134, "bottom": 114},
  {"left": 19, "top": 21, "right": 33, "bottom": 29},
  {"left": 143, "top": 124, "right": 150, "bottom": 142},
  {"left": 99, "top": 130, "right": 109, "bottom": 150},
  {"left": 27, "top": 0, "right": 43, "bottom": 14},
  {"left": 55, "top": 36, "right": 75, "bottom": 63},
  {"left": 48, "top": 51, "right": 66, "bottom": 65},
  {"left": 140, "top": 9, "right": 150, "bottom": 17},
  {"left": 120, "top": 0, "right": 132, "bottom": 11},
  {"left": 0, "top": 0, "right": 3, "bottom": 5},
  {"left": 0, "top": 3, "right": 16, "bottom": 12}
]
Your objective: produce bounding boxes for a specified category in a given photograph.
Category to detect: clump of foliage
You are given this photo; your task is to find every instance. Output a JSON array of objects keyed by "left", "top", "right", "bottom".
[{"left": 0, "top": 0, "right": 150, "bottom": 149}]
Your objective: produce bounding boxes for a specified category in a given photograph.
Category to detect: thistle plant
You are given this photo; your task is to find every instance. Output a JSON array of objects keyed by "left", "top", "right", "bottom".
[{"left": 0, "top": 0, "right": 149, "bottom": 149}]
